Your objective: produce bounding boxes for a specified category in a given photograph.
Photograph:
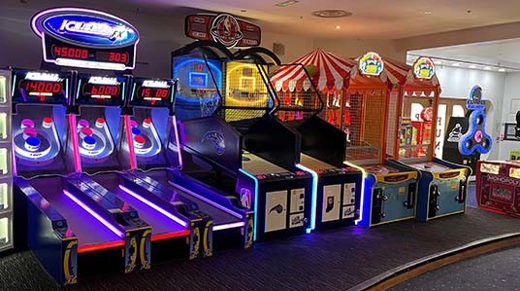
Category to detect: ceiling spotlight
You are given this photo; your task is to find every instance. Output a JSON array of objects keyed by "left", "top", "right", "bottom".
[
  {"left": 336, "top": 25, "right": 341, "bottom": 29},
  {"left": 276, "top": 0, "right": 299, "bottom": 7},
  {"left": 312, "top": 10, "right": 352, "bottom": 18},
  {"left": 499, "top": 68, "right": 506, "bottom": 72},
  {"left": 483, "top": 66, "right": 491, "bottom": 70},
  {"left": 452, "top": 62, "right": 461, "bottom": 67},
  {"left": 469, "top": 64, "right": 477, "bottom": 69},
  {"left": 424, "top": 11, "right": 432, "bottom": 15}
]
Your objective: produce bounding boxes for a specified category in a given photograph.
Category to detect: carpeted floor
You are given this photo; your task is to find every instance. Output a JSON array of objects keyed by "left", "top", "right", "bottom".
[
  {"left": 391, "top": 247, "right": 520, "bottom": 291},
  {"left": 0, "top": 184, "right": 518, "bottom": 291}
]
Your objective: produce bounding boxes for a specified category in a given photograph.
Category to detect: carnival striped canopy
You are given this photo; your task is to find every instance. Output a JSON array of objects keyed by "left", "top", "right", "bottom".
[
  {"left": 270, "top": 48, "right": 355, "bottom": 92},
  {"left": 385, "top": 56, "right": 441, "bottom": 95}
]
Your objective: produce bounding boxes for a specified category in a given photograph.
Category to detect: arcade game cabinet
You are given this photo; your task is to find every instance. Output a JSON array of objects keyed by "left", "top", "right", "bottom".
[
  {"left": 393, "top": 57, "right": 471, "bottom": 222},
  {"left": 344, "top": 52, "right": 419, "bottom": 227},
  {"left": 262, "top": 48, "right": 362, "bottom": 230},
  {"left": 71, "top": 74, "right": 209, "bottom": 259},
  {"left": 172, "top": 41, "right": 313, "bottom": 240},
  {"left": 0, "top": 70, "right": 13, "bottom": 254}
]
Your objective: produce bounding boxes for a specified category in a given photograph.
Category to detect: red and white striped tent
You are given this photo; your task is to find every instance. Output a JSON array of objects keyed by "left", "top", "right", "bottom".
[
  {"left": 384, "top": 56, "right": 441, "bottom": 96},
  {"left": 270, "top": 48, "right": 356, "bottom": 93}
]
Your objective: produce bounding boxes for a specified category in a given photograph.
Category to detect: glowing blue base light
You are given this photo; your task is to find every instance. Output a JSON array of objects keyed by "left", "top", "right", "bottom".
[
  {"left": 238, "top": 168, "right": 259, "bottom": 241},
  {"left": 295, "top": 163, "right": 317, "bottom": 232}
]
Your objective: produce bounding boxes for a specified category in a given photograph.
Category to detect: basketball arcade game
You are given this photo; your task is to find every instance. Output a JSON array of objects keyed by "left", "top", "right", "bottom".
[
  {"left": 263, "top": 49, "right": 362, "bottom": 230},
  {"left": 391, "top": 57, "right": 471, "bottom": 222},
  {"left": 172, "top": 42, "right": 314, "bottom": 240},
  {"left": 344, "top": 52, "right": 419, "bottom": 228},
  {"left": 0, "top": 70, "right": 13, "bottom": 254}
]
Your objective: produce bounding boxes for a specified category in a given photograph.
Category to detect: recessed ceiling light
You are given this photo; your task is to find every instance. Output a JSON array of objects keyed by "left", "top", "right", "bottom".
[
  {"left": 276, "top": 0, "right": 299, "bottom": 7},
  {"left": 336, "top": 25, "right": 341, "bottom": 29},
  {"left": 240, "top": 9, "right": 247, "bottom": 13},
  {"left": 483, "top": 66, "right": 491, "bottom": 70},
  {"left": 424, "top": 11, "right": 432, "bottom": 15},
  {"left": 499, "top": 68, "right": 506, "bottom": 72},
  {"left": 312, "top": 10, "right": 352, "bottom": 18},
  {"left": 452, "top": 62, "right": 461, "bottom": 67},
  {"left": 469, "top": 64, "right": 477, "bottom": 69}
]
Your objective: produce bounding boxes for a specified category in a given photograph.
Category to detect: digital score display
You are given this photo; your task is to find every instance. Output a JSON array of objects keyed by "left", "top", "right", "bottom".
[
  {"left": 76, "top": 75, "right": 125, "bottom": 106},
  {"left": 12, "top": 70, "right": 70, "bottom": 104},
  {"left": 131, "top": 79, "right": 174, "bottom": 108},
  {"left": 50, "top": 44, "right": 131, "bottom": 66}
]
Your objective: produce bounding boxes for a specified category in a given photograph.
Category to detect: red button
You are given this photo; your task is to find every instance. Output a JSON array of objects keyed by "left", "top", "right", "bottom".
[
  {"left": 143, "top": 118, "right": 152, "bottom": 125},
  {"left": 134, "top": 135, "right": 146, "bottom": 144},
  {"left": 43, "top": 117, "right": 53, "bottom": 124},
  {"left": 81, "top": 128, "right": 93, "bottom": 136},
  {"left": 96, "top": 118, "right": 105, "bottom": 124}
]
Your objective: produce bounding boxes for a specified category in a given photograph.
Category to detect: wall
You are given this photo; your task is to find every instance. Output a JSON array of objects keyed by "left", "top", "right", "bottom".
[
  {"left": 435, "top": 65, "right": 506, "bottom": 159},
  {"left": 500, "top": 72, "right": 520, "bottom": 159},
  {"left": 313, "top": 38, "right": 406, "bottom": 61},
  {"left": 0, "top": 1, "right": 314, "bottom": 78}
]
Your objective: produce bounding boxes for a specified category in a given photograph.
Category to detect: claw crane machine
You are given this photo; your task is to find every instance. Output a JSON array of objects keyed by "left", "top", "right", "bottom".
[
  {"left": 390, "top": 57, "right": 471, "bottom": 222},
  {"left": 344, "top": 52, "right": 419, "bottom": 228}
]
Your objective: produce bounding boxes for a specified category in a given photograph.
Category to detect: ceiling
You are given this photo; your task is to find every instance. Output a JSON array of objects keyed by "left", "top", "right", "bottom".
[
  {"left": 56, "top": 0, "right": 520, "bottom": 39},
  {"left": 409, "top": 38, "right": 520, "bottom": 72}
]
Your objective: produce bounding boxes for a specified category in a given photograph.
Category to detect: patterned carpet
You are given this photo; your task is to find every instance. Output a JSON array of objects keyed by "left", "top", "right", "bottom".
[{"left": 0, "top": 185, "right": 518, "bottom": 291}]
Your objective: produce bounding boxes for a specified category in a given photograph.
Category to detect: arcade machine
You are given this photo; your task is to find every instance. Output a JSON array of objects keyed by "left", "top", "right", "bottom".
[
  {"left": 0, "top": 70, "right": 13, "bottom": 254},
  {"left": 12, "top": 69, "right": 149, "bottom": 285},
  {"left": 259, "top": 48, "right": 362, "bottom": 230},
  {"left": 119, "top": 76, "right": 242, "bottom": 255},
  {"left": 172, "top": 41, "right": 314, "bottom": 240},
  {"left": 393, "top": 57, "right": 472, "bottom": 222},
  {"left": 12, "top": 8, "right": 153, "bottom": 285},
  {"left": 70, "top": 74, "right": 211, "bottom": 259},
  {"left": 343, "top": 52, "right": 419, "bottom": 228}
]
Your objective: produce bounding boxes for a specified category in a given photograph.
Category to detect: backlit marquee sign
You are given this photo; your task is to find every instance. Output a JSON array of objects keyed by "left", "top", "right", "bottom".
[
  {"left": 185, "top": 13, "right": 261, "bottom": 48},
  {"left": 413, "top": 57, "right": 435, "bottom": 79},
  {"left": 31, "top": 8, "right": 140, "bottom": 70},
  {"left": 359, "top": 52, "right": 384, "bottom": 76}
]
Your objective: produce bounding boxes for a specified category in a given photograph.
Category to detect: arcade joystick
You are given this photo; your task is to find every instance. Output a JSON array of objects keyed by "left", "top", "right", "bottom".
[
  {"left": 82, "top": 136, "right": 96, "bottom": 150},
  {"left": 79, "top": 128, "right": 93, "bottom": 139},
  {"left": 133, "top": 135, "right": 146, "bottom": 149},
  {"left": 23, "top": 128, "right": 38, "bottom": 140},
  {"left": 24, "top": 136, "right": 41, "bottom": 152},
  {"left": 78, "top": 119, "right": 90, "bottom": 128},
  {"left": 95, "top": 118, "right": 105, "bottom": 128},
  {"left": 21, "top": 119, "right": 35, "bottom": 129},
  {"left": 142, "top": 118, "right": 152, "bottom": 129},
  {"left": 42, "top": 117, "right": 53, "bottom": 128}
]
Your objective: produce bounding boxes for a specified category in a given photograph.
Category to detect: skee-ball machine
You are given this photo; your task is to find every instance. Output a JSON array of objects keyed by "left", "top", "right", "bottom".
[
  {"left": 172, "top": 41, "right": 314, "bottom": 240},
  {"left": 120, "top": 76, "right": 245, "bottom": 256},
  {"left": 259, "top": 48, "right": 362, "bottom": 230},
  {"left": 393, "top": 57, "right": 472, "bottom": 222}
]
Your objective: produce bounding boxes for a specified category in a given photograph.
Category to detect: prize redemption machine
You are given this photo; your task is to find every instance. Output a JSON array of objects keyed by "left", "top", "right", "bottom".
[
  {"left": 392, "top": 57, "right": 471, "bottom": 222},
  {"left": 0, "top": 71, "right": 13, "bottom": 254},
  {"left": 261, "top": 48, "right": 362, "bottom": 230},
  {"left": 11, "top": 70, "right": 149, "bottom": 285},
  {"left": 344, "top": 52, "right": 419, "bottom": 227},
  {"left": 72, "top": 74, "right": 210, "bottom": 259},
  {"left": 172, "top": 42, "right": 313, "bottom": 241}
]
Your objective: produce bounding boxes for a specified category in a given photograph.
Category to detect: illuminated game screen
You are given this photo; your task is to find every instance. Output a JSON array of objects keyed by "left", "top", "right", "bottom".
[
  {"left": 172, "top": 54, "right": 222, "bottom": 120},
  {"left": 12, "top": 70, "right": 70, "bottom": 104},
  {"left": 130, "top": 78, "right": 174, "bottom": 108},
  {"left": 76, "top": 75, "right": 125, "bottom": 106},
  {"left": 224, "top": 61, "right": 271, "bottom": 122}
]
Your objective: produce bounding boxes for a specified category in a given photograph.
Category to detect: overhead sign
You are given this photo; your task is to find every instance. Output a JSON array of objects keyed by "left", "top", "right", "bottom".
[
  {"left": 413, "top": 57, "right": 435, "bottom": 79},
  {"left": 185, "top": 13, "right": 261, "bottom": 48},
  {"left": 359, "top": 52, "right": 384, "bottom": 76},
  {"left": 31, "top": 8, "right": 140, "bottom": 70}
]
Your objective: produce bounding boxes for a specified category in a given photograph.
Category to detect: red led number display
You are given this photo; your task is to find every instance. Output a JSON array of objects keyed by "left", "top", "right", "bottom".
[
  {"left": 140, "top": 88, "right": 169, "bottom": 98},
  {"left": 53, "top": 46, "right": 89, "bottom": 59},
  {"left": 86, "top": 85, "right": 120, "bottom": 96},
  {"left": 23, "top": 81, "right": 62, "bottom": 93},
  {"left": 108, "top": 52, "right": 128, "bottom": 63}
]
